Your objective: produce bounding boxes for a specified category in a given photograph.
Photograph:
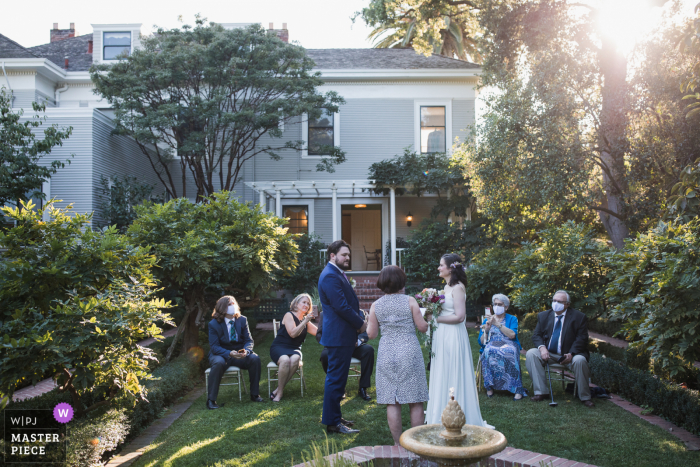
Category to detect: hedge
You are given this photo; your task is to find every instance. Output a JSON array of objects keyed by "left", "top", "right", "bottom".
[
  {"left": 589, "top": 353, "right": 700, "bottom": 435},
  {"left": 1, "top": 345, "right": 207, "bottom": 466}
]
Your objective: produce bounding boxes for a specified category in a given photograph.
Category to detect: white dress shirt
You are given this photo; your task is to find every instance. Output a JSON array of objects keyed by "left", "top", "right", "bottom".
[{"left": 538, "top": 310, "right": 567, "bottom": 354}]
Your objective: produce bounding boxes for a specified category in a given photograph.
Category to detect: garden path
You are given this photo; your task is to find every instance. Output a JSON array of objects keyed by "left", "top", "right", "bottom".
[{"left": 11, "top": 327, "right": 179, "bottom": 402}]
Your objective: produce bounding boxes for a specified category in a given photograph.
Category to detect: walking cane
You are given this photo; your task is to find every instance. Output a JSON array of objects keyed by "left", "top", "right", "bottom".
[{"left": 545, "top": 363, "right": 557, "bottom": 407}]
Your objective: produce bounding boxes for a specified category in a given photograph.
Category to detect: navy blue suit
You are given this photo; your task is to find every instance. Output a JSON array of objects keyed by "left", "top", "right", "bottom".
[
  {"left": 207, "top": 316, "right": 261, "bottom": 401},
  {"left": 318, "top": 263, "right": 365, "bottom": 426}
]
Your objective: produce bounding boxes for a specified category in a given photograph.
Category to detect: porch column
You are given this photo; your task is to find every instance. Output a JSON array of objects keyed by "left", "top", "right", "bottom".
[
  {"left": 390, "top": 187, "right": 396, "bottom": 265},
  {"left": 259, "top": 190, "right": 266, "bottom": 211},
  {"left": 332, "top": 186, "right": 338, "bottom": 240},
  {"left": 275, "top": 189, "right": 281, "bottom": 217}
]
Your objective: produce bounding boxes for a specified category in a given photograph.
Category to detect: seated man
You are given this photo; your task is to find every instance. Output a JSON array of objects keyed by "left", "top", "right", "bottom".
[
  {"left": 317, "top": 310, "right": 374, "bottom": 401},
  {"left": 525, "top": 290, "right": 593, "bottom": 407},
  {"left": 207, "top": 295, "right": 265, "bottom": 408}
]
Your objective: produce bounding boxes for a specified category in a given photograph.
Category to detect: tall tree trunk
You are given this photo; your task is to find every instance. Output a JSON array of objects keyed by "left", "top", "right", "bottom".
[{"left": 597, "top": 37, "right": 631, "bottom": 249}]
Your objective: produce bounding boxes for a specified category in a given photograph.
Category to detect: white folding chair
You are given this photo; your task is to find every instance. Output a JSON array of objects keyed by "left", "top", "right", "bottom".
[
  {"left": 204, "top": 365, "right": 247, "bottom": 401},
  {"left": 348, "top": 357, "right": 362, "bottom": 385},
  {"left": 268, "top": 319, "right": 306, "bottom": 397}
]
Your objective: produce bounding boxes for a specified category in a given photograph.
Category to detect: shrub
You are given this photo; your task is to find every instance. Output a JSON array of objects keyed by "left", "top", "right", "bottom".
[
  {"left": 520, "top": 313, "right": 538, "bottom": 331},
  {"left": 464, "top": 246, "right": 516, "bottom": 305},
  {"left": 605, "top": 219, "right": 700, "bottom": 375},
  {"left": 0, "top": 201, "right": 172, "bottom": 416},
  {"left": 66, "top": 409, "right": 129, "bottom": 467},
  {"left": 402, "top": 218, "right": 488, "bottom": 286},
  {"left": 276, "top": 233, "right": 326, "bottom": 295},
  {"left": 128, "top": 192, "right": 298, "bottom": 360},
  {"left": 97, "top": 175, "right": 162, "bottom": 232},
  {"left": 587, "top": 317, "right": 624, "bottom": 337},
  {"left": 589, "top": 353, "right": 700, "bottom": 435},
  {"left": 509, "top": 221, "right": 610, "bottom": 318}
]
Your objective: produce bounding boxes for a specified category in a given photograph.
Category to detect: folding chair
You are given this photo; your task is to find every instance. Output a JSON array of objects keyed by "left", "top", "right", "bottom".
[
  {"left": 204, "top": 365, "right": 247, "bottom": 401},
  {"left": 267, "top": 319, "right": 306, "bottom": 397}
]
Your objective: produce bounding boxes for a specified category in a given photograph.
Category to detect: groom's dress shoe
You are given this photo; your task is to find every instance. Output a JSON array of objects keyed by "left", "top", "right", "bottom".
[
  {"left": 358, "top": 388, "right": 371, "bottom": 401},
  {"left": 530, "top": 395, "right": 548, "bottom": 402},
  {"left": 207, "top": 399, "right": 224, "bottom": 409},
  {"left": 327, "top": 423, "right": 359, "bottom": 434},
  {"left": 250, "top": 395, "right": 265, "bottom": 402},
  {"left": 340, "top": 418, "right": 355, "bottom": 426}
]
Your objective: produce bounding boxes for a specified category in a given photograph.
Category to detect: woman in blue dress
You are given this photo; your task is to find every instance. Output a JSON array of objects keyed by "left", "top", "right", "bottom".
[{"left": 478, "top": 294, "right": 528, "bottom": 400}]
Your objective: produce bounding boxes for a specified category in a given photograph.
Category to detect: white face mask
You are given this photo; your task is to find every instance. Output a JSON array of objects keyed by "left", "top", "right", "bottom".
[
  {"left": 552, "top": 302, "right": 565, "bottom": 313},
  {"left": 227, "top": 305, "right": 237, "bottom": 315},
  {"left": 493, "top": 305, "right": 505, "bottom": 315}
]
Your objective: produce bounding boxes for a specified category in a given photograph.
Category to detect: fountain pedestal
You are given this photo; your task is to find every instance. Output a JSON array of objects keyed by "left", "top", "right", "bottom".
[{"left": 399, "top": 391, "right": 507, "bottom": 466}]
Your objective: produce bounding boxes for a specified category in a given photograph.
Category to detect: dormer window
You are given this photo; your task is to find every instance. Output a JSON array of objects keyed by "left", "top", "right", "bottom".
[{"left": 103, "top": 32, "right": 131, "bottom": 60}]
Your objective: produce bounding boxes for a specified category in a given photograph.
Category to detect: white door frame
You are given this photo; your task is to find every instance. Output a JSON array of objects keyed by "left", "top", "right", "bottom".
[{"left": 335, "top": 196, "right": 389, "bottom": 270}]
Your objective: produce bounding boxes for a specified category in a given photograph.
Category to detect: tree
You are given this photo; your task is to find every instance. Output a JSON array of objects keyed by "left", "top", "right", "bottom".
[
  {"left": 459, "top": 0, "right": 676, "bottom": 249},
  {"left": 369, "top": 149, "right": 474, "bottom": 219},
  {"left": 0, "top": 200, "right": 170, "bottom": 416},
  {"left": 127, "top": 192, "right": 299, "bottom": 360},
  {"left": 508, "top": 221, "right": 611, "bottom": 319},
  {"left": 97, "top": 175, "right": 161, "bottom": 232},
  {"left": 91, "top": 19, "right": 345, "bottom": 202},
  {"left": 275, "top": 233, "right": 326, "bottom": 296},
  {"left": 606, "top": 219, "right": 700, "bottom": 375},
  {"left": 354, "top": 0, "right": 482, "bottom": 61},
  {"left": 0, "top": 89, "right": 72, "bottom": 207}
]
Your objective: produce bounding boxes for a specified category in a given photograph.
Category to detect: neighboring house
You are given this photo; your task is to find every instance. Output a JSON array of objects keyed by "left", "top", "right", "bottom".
[{"left": 0, "top": 22, "right": 481, "bottom": 272}]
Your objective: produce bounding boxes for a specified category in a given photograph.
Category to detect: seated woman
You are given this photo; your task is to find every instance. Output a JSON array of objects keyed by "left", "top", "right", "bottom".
[
  {"left": 478, "top": 293, "right": 528, "bottom": 401},
  {"left": 269, "top": 293, "right": 318, "bottom": 402}
]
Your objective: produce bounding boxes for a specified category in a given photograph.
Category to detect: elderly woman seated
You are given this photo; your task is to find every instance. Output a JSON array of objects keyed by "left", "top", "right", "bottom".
[{"left": 477, "top": 294, "right": 528, "bottom": 400}]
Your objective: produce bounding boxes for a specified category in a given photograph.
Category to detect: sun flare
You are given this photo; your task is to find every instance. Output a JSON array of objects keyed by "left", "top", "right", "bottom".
[{"left": 597, "top": 0, "right": 669, "bottom": 55}]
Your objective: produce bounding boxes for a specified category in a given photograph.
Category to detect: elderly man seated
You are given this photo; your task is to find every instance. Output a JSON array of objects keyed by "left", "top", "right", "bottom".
[{"left": 525, "top": 290, "right": 593, "bottom": 407}]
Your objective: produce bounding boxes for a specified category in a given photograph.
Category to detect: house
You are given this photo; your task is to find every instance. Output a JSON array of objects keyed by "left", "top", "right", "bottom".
[{"left": 0, "top": 22, "right": 481, "bottom": 273}]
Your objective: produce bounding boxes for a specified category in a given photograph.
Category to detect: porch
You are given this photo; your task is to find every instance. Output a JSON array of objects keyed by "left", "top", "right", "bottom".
[{"left": 246, "top": 180, "right": 428, "bottom": 270}]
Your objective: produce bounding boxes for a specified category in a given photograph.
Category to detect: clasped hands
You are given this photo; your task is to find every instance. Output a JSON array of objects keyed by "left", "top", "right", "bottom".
[
  {"left": 357, "top": 309, "right": 369, "bottom": 333},
  {"left": 230, "top": 349, "right": 248, "bottom": 358},
  {"left": 539, "top": 347, "right": 573, "bottom": 365}
]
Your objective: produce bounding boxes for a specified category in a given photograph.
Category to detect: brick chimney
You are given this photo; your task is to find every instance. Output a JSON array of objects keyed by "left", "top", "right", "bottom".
[
  {"left": 268, "top": 22, "right": 289, "bottom": 43},
  {"left": 87, "top": 40, "right": 93, "bottom": 54},
  {"left": 51, "top": 23, "right": 77, "bottom": 43}
]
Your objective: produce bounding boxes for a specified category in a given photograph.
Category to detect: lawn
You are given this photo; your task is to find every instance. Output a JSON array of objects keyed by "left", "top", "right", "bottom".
[{"left": 132, "top": 325, "right": 698, "bottom": 467}]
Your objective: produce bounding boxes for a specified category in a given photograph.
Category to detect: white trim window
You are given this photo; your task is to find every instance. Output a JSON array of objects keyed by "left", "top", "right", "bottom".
[
  {"left": 414, "top": 100, "right": 452, "bottom": 154},
  {"left": 103, "top": 31, "right": 131, "bottom": 60},
  {"left": 282, "top": 199, "right": 315, "bottom": 234},
  {"left": 301, "top": 109, "right": 340, "bottom": 158}
]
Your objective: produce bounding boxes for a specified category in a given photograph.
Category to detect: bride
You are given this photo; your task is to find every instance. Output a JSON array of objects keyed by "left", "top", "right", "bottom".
[{"left": 425, "top": 253, "right": 488, "bottom": 427}]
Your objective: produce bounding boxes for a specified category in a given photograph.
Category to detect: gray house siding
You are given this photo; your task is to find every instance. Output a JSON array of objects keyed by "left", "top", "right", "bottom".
[
  {"left": 452, "top": 99, "right": 475, "bottom": 146},
  {"left": 299, "top": 99, "right": 414, "bottom": 181},
  {"left": 91, "top": 112, "right": 164, "bottom": 226},
  {"left": 40, "top": 114, "right": 94, "bottom": 218},
  {"left": 314, "top": 198, "right": 333, "bottom": 244},
  {"left": 35, "top": 90, "right": 55, "bottom": 108},
  {"left": 11, "top": 90, "right": 36, "bottom": 110}
]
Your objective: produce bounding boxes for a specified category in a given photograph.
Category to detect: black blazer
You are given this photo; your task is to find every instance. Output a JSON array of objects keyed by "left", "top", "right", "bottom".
[
  {"left": 208, "top": 316, "right": 254, "bottom": 359},
  {"left": 315, "top": 311, "right": 368, "bottom": 346},
  {"left": 531, "top": 308, "right": 589, "bottom": 361}
]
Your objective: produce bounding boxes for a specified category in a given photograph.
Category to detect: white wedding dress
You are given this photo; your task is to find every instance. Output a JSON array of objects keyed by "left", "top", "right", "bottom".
[{"left": 425, "top": 283, "right": 489, "bottom": 427}]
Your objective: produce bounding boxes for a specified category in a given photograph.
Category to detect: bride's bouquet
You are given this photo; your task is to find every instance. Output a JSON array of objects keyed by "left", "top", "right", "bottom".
[{"left": 415, "top": 288, "right": 445, "bottom": 355}]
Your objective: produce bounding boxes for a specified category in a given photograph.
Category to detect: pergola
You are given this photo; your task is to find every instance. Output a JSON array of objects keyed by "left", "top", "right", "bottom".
[{"left": 246, "top": 180, "right": 402, "bottom": 265}]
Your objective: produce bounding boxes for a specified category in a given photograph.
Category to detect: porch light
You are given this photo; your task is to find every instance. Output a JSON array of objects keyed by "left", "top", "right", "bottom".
[
  {"left": 355, "top": 204, "right": 366, "bottom": 208},
  {"left": 407, "top": 212, "right": 413, "bottom": 227}
]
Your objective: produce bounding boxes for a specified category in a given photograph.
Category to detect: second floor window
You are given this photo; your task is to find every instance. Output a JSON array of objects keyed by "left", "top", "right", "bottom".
[
  {"left": 308, "top": 109, "right": 334, "bottom": 155},
  {"left": 283, "top": 206, "right": 309, "bottom": 234},
  {"left": 104, "top": 32, "right": 131, "bottom": 60},
  {"left": 420, "top": 106, "right": 446, "bottom": 153}
]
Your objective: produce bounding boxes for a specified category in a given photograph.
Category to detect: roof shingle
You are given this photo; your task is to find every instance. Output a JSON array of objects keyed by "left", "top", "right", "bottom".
[
  {"left": 0, "top": 33, "right": 37, "bottom": 59},
  {"left": 27, "top": 34, "right": 93, "bottom": 72}
]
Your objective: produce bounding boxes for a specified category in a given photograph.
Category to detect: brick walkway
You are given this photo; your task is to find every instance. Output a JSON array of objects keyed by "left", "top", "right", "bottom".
[
  {"left": 12, "top": 327, "right": 179, "bottom": 402},
  {"left": 105, "top": 386, "right": 204, "bottom": 467},
  {"left": 291, "top": 445, "right": 599, "bottom": 467}
]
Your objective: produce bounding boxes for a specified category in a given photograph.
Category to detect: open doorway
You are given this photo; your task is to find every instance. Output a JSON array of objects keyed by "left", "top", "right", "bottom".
[{"left": 341, "top": 204, "right": 382, "bottom": 271}]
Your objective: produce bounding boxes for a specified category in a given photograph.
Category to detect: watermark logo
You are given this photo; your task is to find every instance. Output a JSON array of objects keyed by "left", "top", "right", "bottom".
[{"left": 2, "top": 408, "right": 68, "bottom": 464}]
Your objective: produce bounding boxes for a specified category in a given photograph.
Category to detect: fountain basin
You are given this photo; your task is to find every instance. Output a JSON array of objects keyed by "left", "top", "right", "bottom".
[{"left": 399, "top": 424, "right": 507, "bottom": 466}]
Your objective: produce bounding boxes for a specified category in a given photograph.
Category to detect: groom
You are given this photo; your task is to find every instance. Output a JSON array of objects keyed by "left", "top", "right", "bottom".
[{"left": 318, "top": 240, "right": 367, "bottom": 434}]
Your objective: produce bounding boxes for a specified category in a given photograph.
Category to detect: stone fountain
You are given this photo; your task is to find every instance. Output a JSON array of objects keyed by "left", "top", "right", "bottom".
[{"left": 399, "top": 389, "right": 507, "bottom": 466}]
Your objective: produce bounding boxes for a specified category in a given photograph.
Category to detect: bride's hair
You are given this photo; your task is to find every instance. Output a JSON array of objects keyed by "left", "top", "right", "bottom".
[{"left": 441, "top": 253, "right": 466, "bottom": 287}]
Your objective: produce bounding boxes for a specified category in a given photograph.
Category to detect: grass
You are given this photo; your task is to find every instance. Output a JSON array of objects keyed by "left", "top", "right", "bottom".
[{"left": 131, "top": 325, "right": 698, "bottom": 467}]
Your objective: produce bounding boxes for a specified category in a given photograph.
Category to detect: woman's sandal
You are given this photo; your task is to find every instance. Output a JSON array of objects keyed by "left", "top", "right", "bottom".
[
  {"left": 513, "top": 395, "right": 524, "bottom": 401},
  {"left": 486, "top": 391, "right": 494, "bottom": 398}
]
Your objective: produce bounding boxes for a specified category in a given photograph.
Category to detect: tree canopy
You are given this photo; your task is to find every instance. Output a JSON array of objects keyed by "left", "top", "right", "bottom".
[
  {"left": 0, "top": 89, "right": 72, "bottom": 207},
  {"left": 91, "top": 19, "right": 345, "bottom": 202},
  {"left": 354, "top": 0, "right": 482, "bottom": 61}
]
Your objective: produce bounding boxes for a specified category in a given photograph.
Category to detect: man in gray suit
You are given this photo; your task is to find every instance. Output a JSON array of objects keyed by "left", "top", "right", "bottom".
[{"left": 525, "top": 290, "right": 593, "bottom": 407}]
